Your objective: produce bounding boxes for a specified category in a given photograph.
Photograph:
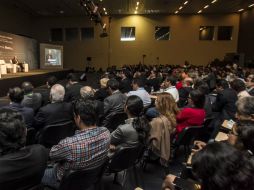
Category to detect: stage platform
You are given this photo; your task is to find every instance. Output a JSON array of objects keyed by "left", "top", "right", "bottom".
[{"left": 0, "top": 69, "right": 73, "bottom": 97}]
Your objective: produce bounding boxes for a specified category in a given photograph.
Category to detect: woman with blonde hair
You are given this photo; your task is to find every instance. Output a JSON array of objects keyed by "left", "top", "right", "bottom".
[{"left": 149, "top": 93, "right": 179, "bottom": 166}]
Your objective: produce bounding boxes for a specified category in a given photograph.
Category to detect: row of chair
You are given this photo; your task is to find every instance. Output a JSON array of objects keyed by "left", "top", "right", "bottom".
[{"left": 0, "top": 60, "right": 29, "bottom": 75}]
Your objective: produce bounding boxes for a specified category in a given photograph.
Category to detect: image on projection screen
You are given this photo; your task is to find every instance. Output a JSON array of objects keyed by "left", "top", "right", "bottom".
[{"left": 45, "top": 48, "right": 61, "bottom": 66}]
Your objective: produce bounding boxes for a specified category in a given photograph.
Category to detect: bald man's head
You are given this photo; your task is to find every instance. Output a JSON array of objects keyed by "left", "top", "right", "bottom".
[{"left": 80, "top": 86, "right": 95, "bottom": 100}]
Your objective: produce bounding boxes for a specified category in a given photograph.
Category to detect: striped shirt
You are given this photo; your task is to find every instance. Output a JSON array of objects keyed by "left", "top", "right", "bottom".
[{"left": 50, "top": 127, "right": 110, "bottom": 180}]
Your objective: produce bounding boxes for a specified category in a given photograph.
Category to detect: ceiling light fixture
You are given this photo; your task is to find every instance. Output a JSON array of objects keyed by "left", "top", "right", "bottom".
[
  {"left": 198, "top": 10, "right": 202, "bottom": 13},
  {"left": 134, "top": 10, "right": 138, "bottom": 14},
  {"left": 204, "top": 5, "right": 209, "bottom": 9},
  {"left": 179, "top": 6, "right": 183, "bottom": 10},
  {"left": 184, "top": 1, "right": 189, "bottom": 5},
  {"left": 103, "top": 7, "right": 106, "bottom": 11},
  {"left": 137, "top": 2, "right": 140, "bottom": 6},
  {"left": 249, "top": 4, "right": 254, "bottom": 8},
  {"left": 211, "top": 0, "right": 217, "bottom": 4},
  {"left": 175, "top": 10, "right": 179, "bottom": 14},
  {"left": 105, "top": 12, "right": 107, "bottom": 15},
  {"left": 238, "top": 9, "right": 244, "bottom": 12}
]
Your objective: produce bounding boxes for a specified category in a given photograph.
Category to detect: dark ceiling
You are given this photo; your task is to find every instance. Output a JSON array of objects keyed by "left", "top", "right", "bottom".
[{"left": 2, "top": 0, "right": 254, "bottom": 16}]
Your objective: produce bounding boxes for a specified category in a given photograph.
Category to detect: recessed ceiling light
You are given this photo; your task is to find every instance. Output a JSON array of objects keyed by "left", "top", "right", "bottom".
[
  {"left": 249, "top": 4, "right": 254, "bottom": 8},
  {"left": 211, "top": 0, "right": 217, "bottom": 4},
  {"left": 238, "top": 9, "right": 244, "bottom": 12},
  {"left": 204, "top": 5, "right": 209, "bottom": 9},
  {"left": 175, "top": 10, "right": 179, "bottom": 14},
  {"left": 136, "top": 6, "right": 138, "bottom": 10},
  {"left": 137, "top": 2, "right": 140, "bottom": 6},
  {"left": 103, "top": 8, "right": 106, "bottom": 11},
  {"left": 134, "top": 10, "right": 138, "bottom": 14},
  {"left": 105, "top": 12, "right": 107, "bottom": 15},
  {"left": 198, "top": 10, "right": 202, "bottom": 13},
  {"left": 179, "top": 6, "right": 183, "bottom": 10},
  {"left": 184, "top": 1, "right": 189, "bottom": 5}
]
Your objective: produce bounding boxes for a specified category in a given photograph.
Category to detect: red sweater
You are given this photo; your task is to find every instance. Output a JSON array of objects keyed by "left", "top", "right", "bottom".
[{"left": 176, "top": 108, "right": 206, "bottom": 134}]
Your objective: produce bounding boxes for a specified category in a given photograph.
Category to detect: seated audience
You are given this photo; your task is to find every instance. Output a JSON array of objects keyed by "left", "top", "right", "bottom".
[
  {"left": 235, "top": 96, "right": 254, "bottom": 121},
  {"left": 128, "top": 77, "right": 151, "bottom": 107},
  {"left": 40, "top": 76, "right": 57, "bottom": 106},
  {"left": 176, "top": 89, "right": 206, "bottom": 135},
  {"left": 230, "top": 79, "right": 250, "bottom": 99},
  {"left": 246, "top": 74, "right": 254, "bottom": 96},
  {"left": 111, "top": 95, "right": 150, "bottom": 149},
  {"left": 103, "top": 78, "right": 127, "bottom": 127},
  {"left": 5, "top": 87, "right": 34, "bottom": 128},
  {"left": 160, "top": 76, "right": 179, "bottom": 102},
  {"left": 212, "top": 79, "right": 238, "bottom": 136},
  {"left": 34, "top": 84, "right": 73, "bottom": 130},
  {"left": 149, "top": 93, "right": 179, "bottom": 166},
  {"left": 192, "top": 142, "right": 254, "bottom": 190},
  {"left": 0, "top": 108, "right": 48, "bottom": 189},
  {"left": 94, "top": 77, "right": 109, "bottom": 101},
  {"left": 21, "top": 81, "right": 42, "bottom": 112},
  {"left": 119, "top": 69, "right": 132, "bottom": 94},
  {"left": 147, "top": 70, "right": 160, "bottom": 92},
  {"left": 42, "top": 99, "right": 110, "bottom": 188},
  {"left": 80, "top": 86, "right": 104, "bottom": 123},
  {"left": 64, "top": 73, "right": 83, "bottom": 102},
  {"left": 163, "top": 142, "right": 254, "bottom": 190}
]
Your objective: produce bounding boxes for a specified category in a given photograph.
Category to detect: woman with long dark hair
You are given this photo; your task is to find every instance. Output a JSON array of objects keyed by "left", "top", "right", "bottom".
[
  {"left": 175, "top": 89, "right": 206, "bottom": 135},
  {"left": 110, "top": 95, "right": 150, "bottom": 149}
]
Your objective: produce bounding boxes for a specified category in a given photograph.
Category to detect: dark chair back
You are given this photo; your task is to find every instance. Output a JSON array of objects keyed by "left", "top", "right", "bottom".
[
  {"left": 59, "top": 159, "right": 108, "bottom": 190},
  {"left": 26, "top": 127, "right": 36, "bottom": 145},
  {"left": 172, "top": 125, "right": 205, "bottom": 158},
  {"left": 104, "top": 112, "right": 128, "bottom": 132},
  {"left": 175, "top": 125, "right": 205, "bottom": 147},
  {"left": 37, "top": 120, "right": 75, "bottom": 148},
  {"left": 107, "top": 145, "right": 144, "bottom": 173}
]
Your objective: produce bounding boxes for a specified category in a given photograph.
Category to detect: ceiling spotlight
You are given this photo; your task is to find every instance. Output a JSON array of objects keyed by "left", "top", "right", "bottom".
[
  {"left": 238, "top": 9, "right": 244, "bottom": 12},
  {"left": 137, "top": 2, "right": 140, "bottom": 6},
  {"left": 211, "top": 0, "right": 217, "bottom": 4},
  {"left": 59, "top": 10, "right": 64, "bottom": 14},
  {"left": 179, "top": 6, "right": 183, "bottom": 10},
  {"left": 134, "top": 10, "right": 138, "bottom": 14},
  {"left": 184, "top": 1, "right": 188, "bottom": 5},
  {"left": 198, "top": 10, "right": 202, "bottom": 14},
  {"left": 204, "top": 5, "right": 209, "bottom": 9},
  {"left": 103, "top": 8, "right": 106, "bottom": 11},
  {"left": 136, "top": 6, "right": 138, "bottom": 10},
  {"left": 105, "top": 12, "right": 107, "bottom": 15},
  {"left": 175, "top": 10, "right": 179, "bottom": 14},
  {"left": 249, "top": 4, "right": 254, "bottom": 8}
]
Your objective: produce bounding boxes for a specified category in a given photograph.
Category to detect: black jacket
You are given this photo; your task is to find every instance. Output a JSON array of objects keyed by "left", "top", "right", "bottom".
[
  {"left": 212, "top": 88, "right": 238, "bottom": 120},
  {"left": 94, "top": 88, "right": 109, "bottom": 101},
  {"left": 21, "top": 93, "right": 42, "bottom": 113},
  {"left": 119, "top": 78, "right": 132, "bottom": 94},
  {"left": 34, "top": 102, "right": 73, "bottom": 130},
  {"left": 103, "top": 91, "right": 127, "bottom": 127},
  {"left": 64, "top": 83, "right": 83, "bottom": 102},
  {"left": 0, "top": 145, "right": 48, "bottom": 190}
]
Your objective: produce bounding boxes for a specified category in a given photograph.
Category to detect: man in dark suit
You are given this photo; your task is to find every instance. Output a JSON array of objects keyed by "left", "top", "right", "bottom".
[
  {"left": 64, "top": 73, "right": 83, "bottom": 102},
  {"left": 4, "top": 87, "right": 34, "bottom": 128},
  {"left": 103, "top": 79, "right": 127, "bottom": 128},
  {"left": 34, "top": 84, "right": 73, "bottom": 130},
  {"left": 211, "top": 79, "right": 238, "bottom": 137},
  {"left": 38, "top": 76, "right": 58, "bottom": 106},
  {"left": 21, "top": 81, "right": 42, "bottom": 113},
  {"left": 119, "top": 69, "right": 132, "bottom": 94},
  {"left": 0, "top": 108, "right": 48, "bottom": 190},
  {"left": 94, "top": 78, "right": 109, "bottom": 101}
]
